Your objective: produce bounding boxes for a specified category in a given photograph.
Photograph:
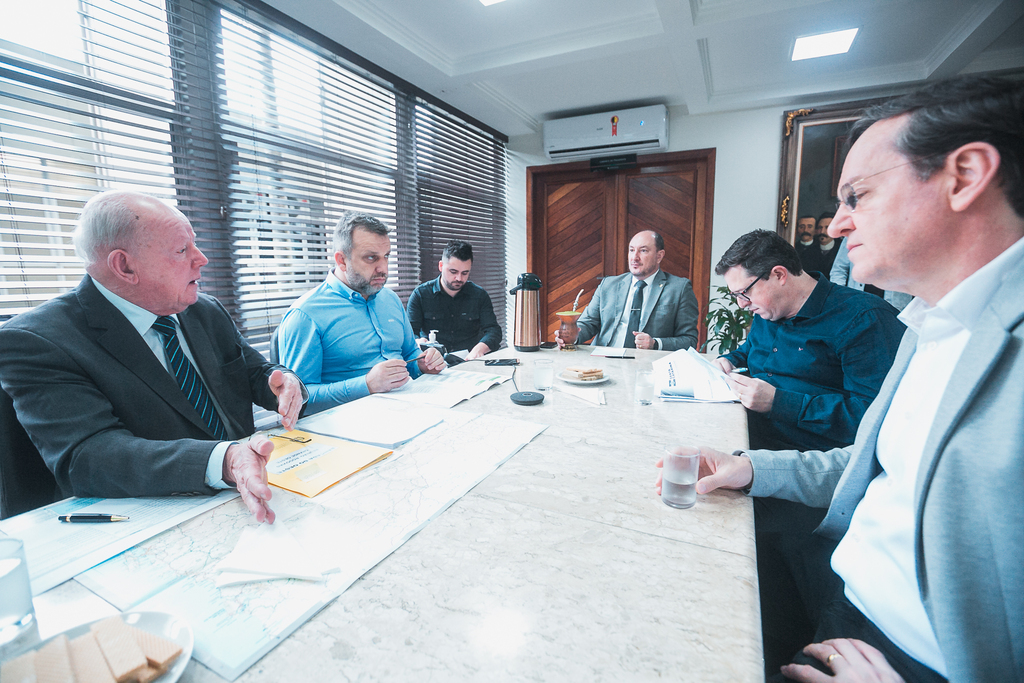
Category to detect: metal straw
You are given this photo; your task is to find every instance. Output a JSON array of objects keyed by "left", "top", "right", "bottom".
[{"left": 572, "top": 288, "right": 584, "bottom": 312}]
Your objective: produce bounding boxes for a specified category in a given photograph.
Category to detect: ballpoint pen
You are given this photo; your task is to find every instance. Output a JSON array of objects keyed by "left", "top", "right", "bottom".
[{"left": 57, "top": 514, "right": 130, "bottom": 523}]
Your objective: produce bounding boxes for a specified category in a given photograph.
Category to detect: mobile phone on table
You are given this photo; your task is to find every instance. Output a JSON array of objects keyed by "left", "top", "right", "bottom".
[
  {"left": 539, "top": 341, "right": 558, "bottom": 349},
  {"left": 484, "top": 358, "right": 520, "bottom": 366}
]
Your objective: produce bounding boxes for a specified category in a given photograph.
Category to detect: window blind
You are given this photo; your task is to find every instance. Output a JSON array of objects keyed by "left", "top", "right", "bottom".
[{"left": 0, "top": 0, "right": 508, "bottom": 354}]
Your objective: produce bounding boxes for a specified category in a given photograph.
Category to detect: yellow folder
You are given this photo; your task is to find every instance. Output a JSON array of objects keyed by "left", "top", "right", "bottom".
[{"left": 264, "top": 430, "right": 392, "bottom": 497}]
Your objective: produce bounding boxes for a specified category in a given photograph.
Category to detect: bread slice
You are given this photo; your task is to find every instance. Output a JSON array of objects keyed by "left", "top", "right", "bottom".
[
  {"left": 68, "top": 633, "right": 116, "bottom": 683},
  {"left": 564, "top": 366, "right": 604, "bottom": 380},
  {"left": 90, "top": 617, "right": 148, "bottom": 683},
  {"left": 33, "top": 634, "right": 74, "bottom": 683}
]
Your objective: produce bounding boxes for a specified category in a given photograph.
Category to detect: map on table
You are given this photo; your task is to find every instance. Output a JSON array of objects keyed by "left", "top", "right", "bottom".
[{"left": 76, "top": 410, "right": 546, "bottom": 680}]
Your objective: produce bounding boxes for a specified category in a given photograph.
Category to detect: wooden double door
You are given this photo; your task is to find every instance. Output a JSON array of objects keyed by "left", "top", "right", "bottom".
[{"left": 526, "top": 149, "right": 716, "bottom": 347}]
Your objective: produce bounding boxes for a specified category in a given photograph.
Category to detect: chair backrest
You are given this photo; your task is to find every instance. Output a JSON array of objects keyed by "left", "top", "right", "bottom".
[
  {"left": 0, "top": 386, "right": 58, "bottom": 519},
  {"left": 269, "top": 326, "right": 281, "bottom": 364}
]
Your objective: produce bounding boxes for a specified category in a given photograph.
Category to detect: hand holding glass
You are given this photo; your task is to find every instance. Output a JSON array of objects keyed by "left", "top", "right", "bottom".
[{"left": 662, "top": 447, "right": 700, "bottom": 509}]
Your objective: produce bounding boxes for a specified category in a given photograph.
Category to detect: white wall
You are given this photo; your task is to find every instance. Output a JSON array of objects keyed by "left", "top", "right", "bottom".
[{"left": 505, "top": 104, "right": 788, "bottom": 301}]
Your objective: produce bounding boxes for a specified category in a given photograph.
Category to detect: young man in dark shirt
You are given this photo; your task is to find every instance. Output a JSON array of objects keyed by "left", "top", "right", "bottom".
[{"left": 407, "top": 240, "right": 501, "bottom": 359}]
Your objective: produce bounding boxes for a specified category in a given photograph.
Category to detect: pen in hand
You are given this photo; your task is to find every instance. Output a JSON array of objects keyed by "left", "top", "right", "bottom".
[
  {"left": 57, "top": 514, "right": 130, "bottom": 523},
  {"left": 730, "top": 367, "right": 749, "bottom": 374}
]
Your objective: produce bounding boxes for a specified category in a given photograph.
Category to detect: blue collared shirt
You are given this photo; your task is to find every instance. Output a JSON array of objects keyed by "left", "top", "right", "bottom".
[
  {"left": 278, "top": 271, "right": 422, "bottom": 414},
  {"left": 723, "top": 274, "right": 906, "bottom": 451}
]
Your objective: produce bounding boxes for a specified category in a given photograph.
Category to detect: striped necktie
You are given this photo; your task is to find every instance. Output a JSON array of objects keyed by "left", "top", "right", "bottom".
[{"left": 151, "top": 316, "right": 227, "bottom": 440}]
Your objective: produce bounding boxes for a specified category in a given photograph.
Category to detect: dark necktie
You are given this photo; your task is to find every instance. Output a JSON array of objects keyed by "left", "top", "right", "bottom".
[
  {"left": 151, "top": 316, "right": 227, "bottom": 440},
  {"left": 623, "top": 280, "right": 646, "bottom": 349}
]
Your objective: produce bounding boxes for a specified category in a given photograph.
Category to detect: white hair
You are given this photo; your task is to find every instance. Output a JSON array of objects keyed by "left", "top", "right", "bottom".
[{"left": 73, "top": 190, "right": 161, "bottom": 266}]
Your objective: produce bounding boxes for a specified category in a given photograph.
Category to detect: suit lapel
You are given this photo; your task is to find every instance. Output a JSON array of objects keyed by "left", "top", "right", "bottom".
[
  {"left": 177, "top": 305, "right": 239, "bottom": 437},
  {"left": 79, "top": 278, "right": 213, "bottom": 435}
]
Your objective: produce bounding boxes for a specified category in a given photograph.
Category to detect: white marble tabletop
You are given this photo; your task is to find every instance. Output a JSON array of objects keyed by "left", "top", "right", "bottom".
[{"left": 34, "top": 347, "right": 761, "bottom": 681}]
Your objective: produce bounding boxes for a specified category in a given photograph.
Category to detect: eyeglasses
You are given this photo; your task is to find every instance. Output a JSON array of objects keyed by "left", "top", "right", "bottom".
[
  {"left": 729, "top": 274, "right": 763, "bottom": 304},
  {"left": 836, "top": 153, "right": 943, "bottom": 213}
]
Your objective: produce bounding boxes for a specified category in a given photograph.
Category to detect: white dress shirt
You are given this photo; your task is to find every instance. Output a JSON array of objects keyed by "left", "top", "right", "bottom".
[
  {"left": 92, "top": 280, "right": 232, "bottom": 488},
  {"left": 831, "top": 235, "right": 1024, "bottom": 675},
  {"left": 610, "top": 271, "right": 660, "bottom": 348}
]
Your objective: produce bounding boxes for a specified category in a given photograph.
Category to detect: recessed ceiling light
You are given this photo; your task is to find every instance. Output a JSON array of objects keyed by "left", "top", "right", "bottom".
[
  {"left": 792, "top": 28, "right": 858, "bottom": 61},
  {"left": 480, "top": 0, "right": 507, "bottom": 5}
]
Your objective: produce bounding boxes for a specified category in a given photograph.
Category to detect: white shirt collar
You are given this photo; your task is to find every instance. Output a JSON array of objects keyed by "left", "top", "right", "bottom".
[{"left": 91, "top": 278, "right": 164, "bottom": 336}]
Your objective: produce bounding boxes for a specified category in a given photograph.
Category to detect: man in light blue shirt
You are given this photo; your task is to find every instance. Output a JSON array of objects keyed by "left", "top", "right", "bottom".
[{"left": 278, "top": 213, "right": 445, "bottom": 414}]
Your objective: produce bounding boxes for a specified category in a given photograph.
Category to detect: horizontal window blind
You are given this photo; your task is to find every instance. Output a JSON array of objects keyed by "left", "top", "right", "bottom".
[
  {"left": 415, "top": 103, "right": 508, "bottom": 335},
  {"left": 0, "top": 0, "right": 180, "bottom": 320},
  {"left": 0, "top": 0, "right": 508, "bottom": 357}
]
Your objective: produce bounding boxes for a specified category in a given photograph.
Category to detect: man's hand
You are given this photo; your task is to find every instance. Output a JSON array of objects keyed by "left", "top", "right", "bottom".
[
  {"left": 633, "top": 332, "right": 656, "bottom": 350},
  {"left": 726, "top": 373, "right": 776, "bottom": 413},
  {"left": 417, "top": 347, "right": 446, "bottom": 374},
  {"left": 366, "top": 359, "right": 412, "bottom": 393},
  {"left": 781, "top": 639, "right": 905, "bottom": 683},
  {"left": 712, "top": 357, "right": 734, "bottom": 374},
  {"left": 224, "top": 437, "right": 276, "bottom": 524},
  {"left": 268, "top": 369, "right": 303, "bottom": 431},
  {"left": 654, "top": 446, "right": 753, "bottom": 497},
  {"left": 466, "top": 342, "right": 491, "bottom": 360},
  {"left": 554, "top": 328, "right": 566, "bottom": 348}
]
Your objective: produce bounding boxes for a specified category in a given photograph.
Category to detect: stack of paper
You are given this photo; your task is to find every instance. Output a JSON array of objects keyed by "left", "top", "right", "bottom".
[
  {"left": 380, "top": 367, "right": 510, "bottom": 408},
  {"left": 298, "top": 395, "right": 445, "bottom": 447},
  {"left": 213, "top": 521, "right": 337, "bottom": 587},
  {"left": 652, "top": 348, "right": 739, "bottom": 402}
]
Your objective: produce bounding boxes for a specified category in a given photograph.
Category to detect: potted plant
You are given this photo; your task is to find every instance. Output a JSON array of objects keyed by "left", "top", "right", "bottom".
[{"left": 702, "top": 285, "right": 753, "bottom": 355}]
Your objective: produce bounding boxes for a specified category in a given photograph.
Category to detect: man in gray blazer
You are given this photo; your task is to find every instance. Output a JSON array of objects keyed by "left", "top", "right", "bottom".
[
  {"left": 556, "top": 230, "right": 699, "bottom": 351},
  {"left": 0, "top": 191, "right": 305, "bottom": 523},
  {"left": 659, "top": 76, "right": 1023, "bottom": 682}
]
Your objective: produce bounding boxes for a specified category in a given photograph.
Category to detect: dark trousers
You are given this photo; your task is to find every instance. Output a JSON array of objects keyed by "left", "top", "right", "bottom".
[
  {"left": 755, "top": 497, "right": 843, "bottom": 676},
  {"left": 769, "top": 592, "right": 948, "bottom": 683}
]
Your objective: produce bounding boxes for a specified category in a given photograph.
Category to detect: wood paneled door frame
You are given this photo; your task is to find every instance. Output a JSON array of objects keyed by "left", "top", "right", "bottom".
[{"left": 527, "top": 149, "right": 716, "bottom": 348}]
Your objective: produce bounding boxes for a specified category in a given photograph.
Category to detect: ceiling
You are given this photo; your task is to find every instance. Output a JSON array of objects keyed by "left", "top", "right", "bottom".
[{"left": 262, "top": 0, "right": 1024, "bottom": 139}]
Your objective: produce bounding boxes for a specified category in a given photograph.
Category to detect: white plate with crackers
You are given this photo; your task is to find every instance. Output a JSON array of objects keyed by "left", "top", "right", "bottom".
[
  {"left": 2, "top": 611, "right": 192, "bottom": 683},
  {"left": 559, "top": 369, "right": 610, "bottom": 386}
]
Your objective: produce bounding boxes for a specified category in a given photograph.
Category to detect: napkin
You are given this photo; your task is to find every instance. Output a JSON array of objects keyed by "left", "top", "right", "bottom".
[
  {"left": 213, "top": 520, "right": 336, "bottom": 587},
  {"left": 554, "top": 385, "right": 606, "bottom": 405}
]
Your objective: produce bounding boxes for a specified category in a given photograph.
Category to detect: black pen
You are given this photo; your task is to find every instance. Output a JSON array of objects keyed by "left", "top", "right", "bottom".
[{"left": 57, "top": 514, "right": 130, "bottom": 523}]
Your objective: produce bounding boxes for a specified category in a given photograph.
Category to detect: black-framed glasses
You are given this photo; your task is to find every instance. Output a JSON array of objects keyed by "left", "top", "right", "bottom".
[
  {"left": 836, "top": 153, "right": 942, "bottom": 213},
  {"left": 729, "top": 274, "right": 763, "bottom": 304}
]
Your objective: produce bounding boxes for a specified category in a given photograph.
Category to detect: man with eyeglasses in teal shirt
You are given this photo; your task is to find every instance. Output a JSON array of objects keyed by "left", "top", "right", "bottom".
[{"left": 712, "top": 229, "right": 905, "bottom": 675}]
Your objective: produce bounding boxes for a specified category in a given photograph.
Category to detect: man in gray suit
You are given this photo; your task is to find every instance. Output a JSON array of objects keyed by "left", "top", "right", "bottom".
[
  {"left": 0, "top": 191, "right": 305, "bottom": 523},
  {"left": 659, "top": 76, "right": 1023, "bottom": 682},
  {"left": 555, "top": 230, "right": 699, "bottom": 351}
]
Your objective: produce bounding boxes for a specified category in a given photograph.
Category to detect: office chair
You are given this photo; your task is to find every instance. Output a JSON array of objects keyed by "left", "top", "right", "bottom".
[
  {"left": 269, "top": 326, "right": 281, "bottom": 364},
  {"left": 0, "top": 386, "right": 59, "bottom": 519}
]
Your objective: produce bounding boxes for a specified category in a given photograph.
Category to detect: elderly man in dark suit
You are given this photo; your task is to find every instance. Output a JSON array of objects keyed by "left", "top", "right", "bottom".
[
  {"left": 0, "top": 191, "right": 304, "bottom": 523},
  {"left": 555, "top": 230, "right": 699, "bottom": 351}
]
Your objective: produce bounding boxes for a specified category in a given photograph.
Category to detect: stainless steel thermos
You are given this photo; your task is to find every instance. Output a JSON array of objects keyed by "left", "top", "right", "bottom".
[{"left": 509, "top": 273, "right": 542, "bottom": 352}]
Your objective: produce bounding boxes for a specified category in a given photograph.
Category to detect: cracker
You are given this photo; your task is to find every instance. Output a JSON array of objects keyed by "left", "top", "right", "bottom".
[
  {"left": 68, "top": 633, "right": 116, "bottom": 683},
  {"left": 90, "top": 618, "right": 147, "bottom": 683},
  {"left": 133, "top": 666, "right": 162, "bottom": 683},
  {"left": 33, "top": 634, "right": 74, "bottom": 683},
  {"left": 0, "top": 650, "right": 37, "bottom": 683},
  {"left": 128, "top": 625, "right": 182, "bottom": 670}
]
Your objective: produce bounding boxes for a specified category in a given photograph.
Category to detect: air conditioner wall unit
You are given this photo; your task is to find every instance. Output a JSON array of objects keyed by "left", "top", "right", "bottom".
[{"left": 543, "top": 104, "right": 668, "bottom": 161}]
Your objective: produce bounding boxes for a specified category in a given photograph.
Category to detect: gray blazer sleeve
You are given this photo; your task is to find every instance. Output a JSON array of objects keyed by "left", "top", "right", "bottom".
[
  {"left": 746, "top": 446, "right": 851, "bottom": 508},
  {"left": 653, "top": 277, "right": 699, "bottom": 351}
]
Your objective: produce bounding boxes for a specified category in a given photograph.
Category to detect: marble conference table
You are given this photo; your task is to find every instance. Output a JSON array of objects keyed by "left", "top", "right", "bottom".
[{"left": 32, "top": 346, "right": 761, "bottom": 682}]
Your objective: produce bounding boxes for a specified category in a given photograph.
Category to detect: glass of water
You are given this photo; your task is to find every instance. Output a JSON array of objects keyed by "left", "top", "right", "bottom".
[
  {"left": 534, "top": 359, "right": 554, "bottom": 391},
  {"left": 635, "top": 369, "right": 654, "bottom": 405},
  {"left": 662, "top": 447, "right": 701, "bottom": 509},
  {"left": 0, "top": 538, "right": 38, "bottom": 658}
]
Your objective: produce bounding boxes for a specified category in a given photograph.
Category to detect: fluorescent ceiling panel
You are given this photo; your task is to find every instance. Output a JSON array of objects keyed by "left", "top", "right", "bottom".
[{"left": 792, "top": 28, "right": 858, "bottom": 61}]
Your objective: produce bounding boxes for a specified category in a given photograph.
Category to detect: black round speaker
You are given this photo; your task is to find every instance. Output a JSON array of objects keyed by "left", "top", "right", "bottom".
[{"left": 510, "top": 391, "right": 544, "bottom": 406}]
